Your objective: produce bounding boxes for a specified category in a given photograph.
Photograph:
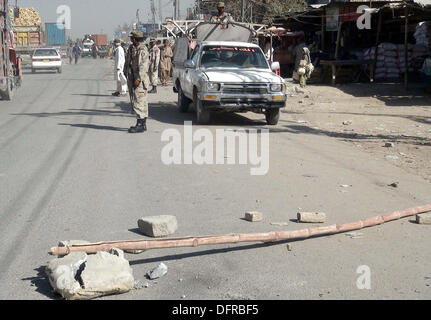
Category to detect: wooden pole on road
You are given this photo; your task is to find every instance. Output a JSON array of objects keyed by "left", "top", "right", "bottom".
[{"left": 50, "top": 205, "right": 431, "bottom": 256}]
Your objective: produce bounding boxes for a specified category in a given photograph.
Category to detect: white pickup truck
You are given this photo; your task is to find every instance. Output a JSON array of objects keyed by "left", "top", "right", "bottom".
[{"left": 173, "top": 23, "right": 286, "bottom": 125}]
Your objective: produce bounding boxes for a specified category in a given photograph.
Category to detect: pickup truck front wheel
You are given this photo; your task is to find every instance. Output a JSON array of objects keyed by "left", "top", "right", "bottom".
[
  {"left": 194, "top": 90, "right": 210, "bottom": 124},
  {"left": 265, "top": 108, "right": 280, "bottom": 125},
  {"left": 177, "top": 85, "right": 191, "bottom": 113}
]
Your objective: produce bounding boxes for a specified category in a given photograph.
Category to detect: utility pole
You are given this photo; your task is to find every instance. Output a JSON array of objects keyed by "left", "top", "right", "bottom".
[
  {"left": 150, "top": 0, "right": 156, "bottom": 37},
  {"left": 177, "top": 0, "right": 180, "bottom": 20},
  {"left": 174, "top": 0, "right": 177, "bottom": 20},
  {"left": 158, "top": 0, "right": 163, "bottom": 24},
  {"left": 241, "top": 0, "right": 245, "bottom": 22}
]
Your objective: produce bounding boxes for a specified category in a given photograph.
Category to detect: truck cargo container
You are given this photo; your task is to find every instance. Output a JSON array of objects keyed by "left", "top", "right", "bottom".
[
  {"left": 91, "top": 34, "right": 107, "bottom": 46},
  {"left": 9, "top": 7, "right": 42, "bottom": 62},
  {"left": 45, "top": 22, "right": 66, "bottom": 46},
  {"left": 1, "top": 0, "right": 22, "bottom": 100}
]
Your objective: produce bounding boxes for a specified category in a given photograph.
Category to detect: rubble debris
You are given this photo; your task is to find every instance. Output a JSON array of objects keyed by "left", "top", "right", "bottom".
[
  {"left": 245, "top": 211, "right": 263, "bottom": 222},
  {"left": 385, "top": 155, "right": 399, "bottom": 160},
  {"left": 416, "top": 213, "right": 431, "bottom": 225},
  {"left": 124, "top": 249, "right": 145, "bottom": 254},
  {"left": 345, "top": 232, "right": 364, "bottom": 239},
  {"left": 138, "top": 215, "right": 178, "bottom": 237},
  {"left": 342, "top": 120, "right": 353, "bottom": 125},
  {"left": 147, "top": 263, "right": 168, "bottom": 280},
  {"left": 46, "top": 249, "right": 134, "bottom": 300},
  {"left": 297, "top": 212, "right": 326, "bottom": 223},
  {"left": 45, "top": 252, "right": 87, "bottom": 299},
  {"left": 287, "top": 244, "right": 293, "bottom": 251},
  {"left": 270, "top": 222, "right": 289, "bottom": 226},
  {"left": 340, "top": 184, "right": 352, "bottom": 188},
  {"left": 388, "top": 182, "right": 399, "bottom": 188},
  {"left": 384, "top": 142, "right": 395, "bottom": 148}
]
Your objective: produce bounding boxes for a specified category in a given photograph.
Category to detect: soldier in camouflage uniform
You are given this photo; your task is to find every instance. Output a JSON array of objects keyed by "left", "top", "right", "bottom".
[
  {"left": 210, "top": 2, "right": 234, "bottom": 24},
  {"left": 128, "top": 31, "right": 151, "bottom": 134},
  {"left": 124, "top": 37, "right": 137, "bottom": 112}
]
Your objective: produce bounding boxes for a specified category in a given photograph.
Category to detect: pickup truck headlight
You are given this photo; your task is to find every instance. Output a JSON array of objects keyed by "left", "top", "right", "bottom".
[
  {"left": 206, "top": 82, "right": 221, "bottom": 92},
  {"left": 270, "top": 83, "right": 283, "bottom": 92}
]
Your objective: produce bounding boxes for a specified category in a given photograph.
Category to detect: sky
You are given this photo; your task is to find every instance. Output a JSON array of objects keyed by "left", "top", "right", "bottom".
[{"left": 17, "top": 0, "right": 195, "bottom": 40}]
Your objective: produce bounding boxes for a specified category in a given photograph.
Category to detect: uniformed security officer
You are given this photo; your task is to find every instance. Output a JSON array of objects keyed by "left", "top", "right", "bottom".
[
  {"left": 128, "top": 31, "right": 151, "bottom": 134},
  {"left": 124, "top": 35, "right": 137, "bottom": 111},
  {"left": 210, "top": 2, "right": 234, "bottom": 24}
]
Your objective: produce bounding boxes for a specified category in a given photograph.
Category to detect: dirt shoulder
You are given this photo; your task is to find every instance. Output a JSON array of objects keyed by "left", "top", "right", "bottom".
[{"left": 281, "top": 80, "right": 431, "bottom": 182}]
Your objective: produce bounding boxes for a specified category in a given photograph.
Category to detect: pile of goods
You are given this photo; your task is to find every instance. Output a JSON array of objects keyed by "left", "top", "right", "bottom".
[
  {"left": 9, "top": 7, "right": 41, "bottom": 27},
  {"left": 364, "top": 40, "right": 429, "bottom": 80},
  {"left": 414, "top": 21, "right": 431, "bottom": 49}
]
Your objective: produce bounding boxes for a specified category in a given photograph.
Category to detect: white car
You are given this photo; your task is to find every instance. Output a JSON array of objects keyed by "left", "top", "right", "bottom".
[{"left": 31, "top": 48, "right": 62, "bottom": 74}]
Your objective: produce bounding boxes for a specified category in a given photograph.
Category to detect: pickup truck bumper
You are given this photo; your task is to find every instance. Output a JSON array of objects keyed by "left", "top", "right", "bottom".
[{"left": 198, "top": 92, "right": 286, "bottom": 110}]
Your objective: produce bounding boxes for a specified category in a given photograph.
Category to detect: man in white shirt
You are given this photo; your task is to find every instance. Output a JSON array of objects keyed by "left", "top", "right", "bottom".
[{"left": 113, "top": 39, "right": 128, "bottom": 96}]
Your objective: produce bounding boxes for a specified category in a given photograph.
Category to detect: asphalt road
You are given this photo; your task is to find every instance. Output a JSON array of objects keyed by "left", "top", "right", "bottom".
[{"left": 0, "top": 58, "right": 430, "bottom": 300}]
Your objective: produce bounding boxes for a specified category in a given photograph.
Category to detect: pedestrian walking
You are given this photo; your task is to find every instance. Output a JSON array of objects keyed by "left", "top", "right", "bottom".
[
  {"left": 128, "top": 31, "right": 150, "bottom": 134},
  {"left": 112, "top": 39, "right": 127, "bottom": 97},
  {"left": 160, "top": 40, "right": 173, "bottom": 86},
  {"left": 72, "top": 43, "right": 81, "bottom": 64},
  {"left": 148, "top": 39, "right": 160, "bottom": 94}
]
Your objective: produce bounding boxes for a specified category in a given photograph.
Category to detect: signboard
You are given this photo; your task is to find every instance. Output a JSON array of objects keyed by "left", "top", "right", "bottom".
[
  {"left": 138, "top": 23, "right": 160, "bottom": 35},
  {"left": 326, "top": 7, "right": 339, "bottom": 32}
]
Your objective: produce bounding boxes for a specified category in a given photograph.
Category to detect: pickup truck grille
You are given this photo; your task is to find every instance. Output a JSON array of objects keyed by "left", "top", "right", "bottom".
[{"left": 222, "top": 85, "right": 268, "bottom": 95}]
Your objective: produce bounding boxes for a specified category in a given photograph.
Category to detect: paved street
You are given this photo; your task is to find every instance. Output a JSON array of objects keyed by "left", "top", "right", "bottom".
[{"left": 1, "top": 58, "right": 430, "bottom": 300}]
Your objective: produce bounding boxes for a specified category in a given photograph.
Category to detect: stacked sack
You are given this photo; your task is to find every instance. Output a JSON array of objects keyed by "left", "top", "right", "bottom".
[
  {"left": 397, "top": 44, "right": 414, "bottom": 73},
  {"left": 9, "top": 8, "right": 42, "bottom": 27},
  {"left": 364, "top": 43, "right": 400, "bottom": 80},
  {"left": 414, "top": 21, "right": 431, "bottom": 49}
]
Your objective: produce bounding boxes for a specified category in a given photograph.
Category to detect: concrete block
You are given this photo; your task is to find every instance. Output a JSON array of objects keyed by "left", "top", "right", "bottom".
[
  {"left": 138, "top": 215, "right": 178, "bottom": 237},
  {"left": 416, "top": 212, "right": 431, "bottom": 225},
  {"left": 245, "top": 211, "right": 263, "bottom": 222},
  {"left": 297, "top": 212, "right": 326, "bottom": 223},
  {"left": 46, "top": 249, "right": 134, "bottom": 300},
  {"left": 45, "top": 252, "right": 88, "bottom": 299}
]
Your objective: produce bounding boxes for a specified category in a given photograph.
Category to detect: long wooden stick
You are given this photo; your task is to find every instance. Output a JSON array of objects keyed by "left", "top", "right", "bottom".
[{"left": 50, "top": 205, "right": 431, "bottom": 256}]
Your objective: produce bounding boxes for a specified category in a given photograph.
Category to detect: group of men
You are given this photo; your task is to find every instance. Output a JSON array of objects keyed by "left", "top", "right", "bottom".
[
  {"left": 111, "top": 31, "right": 174, "bottom": 133},
  {"left": 110, "top": 1, "right": 232, "bottom": 134}
]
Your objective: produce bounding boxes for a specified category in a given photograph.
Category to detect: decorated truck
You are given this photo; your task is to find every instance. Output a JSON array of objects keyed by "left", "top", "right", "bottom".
[{"left": 1, "top": 0, "right": 22, "bottom": 100}]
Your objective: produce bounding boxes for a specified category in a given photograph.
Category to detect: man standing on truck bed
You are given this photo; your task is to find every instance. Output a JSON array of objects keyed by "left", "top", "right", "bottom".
[
  {"left": 128, "top": 31, "right": 150, "bottom": 134},
  {"left": 210, "top": 2, "right": 234, "bottom": 24}
]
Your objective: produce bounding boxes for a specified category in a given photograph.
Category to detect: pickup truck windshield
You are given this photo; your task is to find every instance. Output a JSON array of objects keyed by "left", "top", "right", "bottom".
[{"left": 200, "top": 46, "right": 268, "bottom": 69}]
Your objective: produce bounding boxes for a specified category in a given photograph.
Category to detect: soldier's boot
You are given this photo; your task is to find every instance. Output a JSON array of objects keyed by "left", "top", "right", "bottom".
[
  {"left": 149, "top": 86, "right": 157, "bottom": 94},
  {"left": 128, "top": 118, "right": 147, "bottom": 133}
]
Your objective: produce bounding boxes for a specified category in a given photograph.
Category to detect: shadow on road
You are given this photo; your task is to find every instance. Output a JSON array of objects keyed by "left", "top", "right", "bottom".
[
  {"left": 21, "top": 266, "right": 60, "bottom": 300},
  {"left": 128, "top": 238, "right": 304, "bottom": 266},
  {"left": 269, "top": 124, "right": 431, "bottom": 146},
  {"left": 331, "top": 83, "right": 431, "bottom": 107},
  {"left": 58, "top": 123, "right": 128, "bottom": 132}
]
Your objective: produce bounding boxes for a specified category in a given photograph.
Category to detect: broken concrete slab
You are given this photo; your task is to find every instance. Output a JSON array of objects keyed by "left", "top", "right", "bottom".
[
  {"left": 416, "top": 212, "right": 431, "bottom": 225},
  {"left": 147, "top": 263, "right": 168, "bottom": 280},
  {"left": 45, "top": 252, "right": 88, "bottom": 299},
  {"left": 138, "top": 215, "right": 178, "bottom": 237},
  {"left": 46, "top": 249, "right": 134, "bottom": 300},
  {"left": 77, "top": 250, "right": 134, "bottom": 300},
  {"left": 245, "top": 211, "right": 263, "bottom": 222},
  {"left": 297, "top": 212, "right": 326, "bottom": 223}
]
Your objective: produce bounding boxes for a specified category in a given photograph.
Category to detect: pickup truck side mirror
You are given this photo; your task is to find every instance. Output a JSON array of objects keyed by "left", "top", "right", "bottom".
[
  {"left": 271, "top": 61, "right": 280, "bottom": 71},
  {"left": 184, "top": 59, "right": 195, "bottom": 69}
]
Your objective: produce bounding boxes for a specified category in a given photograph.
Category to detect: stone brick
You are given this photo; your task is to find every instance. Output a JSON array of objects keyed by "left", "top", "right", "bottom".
[
  {"left": 138, "top": 215, "right": 178, "bottom": 237},
  {"left": 416, "top": 212, "right": 431, "bottom": 225},
  {"left": 297, "top": 212, "right": 326, "bottom": 223},
  {"left": 245, "top": 211, "right": 263, "bottom": 222}
]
